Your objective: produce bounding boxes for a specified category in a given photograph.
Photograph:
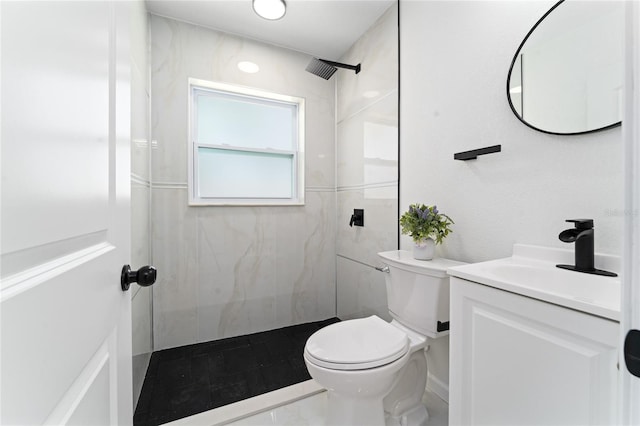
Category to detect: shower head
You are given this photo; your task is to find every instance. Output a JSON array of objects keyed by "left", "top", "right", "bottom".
[{"left": 305, "top": 57, "right": 361, "bottom": 80}]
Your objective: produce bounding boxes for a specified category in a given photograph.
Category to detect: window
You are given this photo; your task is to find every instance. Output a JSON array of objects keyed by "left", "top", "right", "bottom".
[{"left": 188, "top": 78, "right": 305, "bottom": 205}]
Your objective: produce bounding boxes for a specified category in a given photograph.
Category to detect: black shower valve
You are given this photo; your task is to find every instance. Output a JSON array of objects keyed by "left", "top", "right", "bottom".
[{"left": 349, "top": 209, "right": 364, "bottom": 227}]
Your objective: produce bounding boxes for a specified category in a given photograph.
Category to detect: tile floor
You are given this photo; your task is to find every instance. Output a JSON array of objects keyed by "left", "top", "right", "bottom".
[{"left": 134, "top": 318, "right": 340, "bottom": 426}]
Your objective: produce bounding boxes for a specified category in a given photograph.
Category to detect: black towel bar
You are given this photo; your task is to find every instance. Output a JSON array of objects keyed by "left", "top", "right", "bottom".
[{"left": 454, "top": 144, "right": 501, "bottom": 161}]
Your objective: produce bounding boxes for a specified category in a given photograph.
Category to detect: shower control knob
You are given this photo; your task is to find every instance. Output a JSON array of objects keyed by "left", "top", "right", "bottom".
[{"left": 121, "top": 265, "right": 157, "bottom": 291}]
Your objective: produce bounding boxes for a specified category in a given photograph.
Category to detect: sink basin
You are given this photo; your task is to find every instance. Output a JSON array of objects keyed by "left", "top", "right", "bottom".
[{"left": 447, "top": 245, "right": 620, "bottom": 321}]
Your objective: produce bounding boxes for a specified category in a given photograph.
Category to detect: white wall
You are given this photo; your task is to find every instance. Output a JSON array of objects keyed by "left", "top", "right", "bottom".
[
  {"left": 150, "top": 15, "right": 337, "bottom": 350},
  {"left": 400, "top": 0, "right": 623, "bottom": 400},
  {"left": 130, "top": 4, "right": 152, "bottom": 409},
  {"left": 336, "top": 4, "right": 399, "bottom": 321}
]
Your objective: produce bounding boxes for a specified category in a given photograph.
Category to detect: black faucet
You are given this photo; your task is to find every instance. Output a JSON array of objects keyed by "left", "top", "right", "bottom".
[{"left": 556, "top": 219, "right": 617, "bottom": 277}]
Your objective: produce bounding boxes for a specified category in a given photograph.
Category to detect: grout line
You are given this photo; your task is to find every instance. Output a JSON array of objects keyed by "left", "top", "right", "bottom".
[
  {"left": 336, "top": 88, "right": 398, "bottom": 125},
  {"left": 336, "top": 181, "right": 398, "bottom": 192}
]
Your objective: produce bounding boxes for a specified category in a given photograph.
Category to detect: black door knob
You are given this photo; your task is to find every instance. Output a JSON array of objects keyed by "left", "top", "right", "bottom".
[
  {"left": 625, "top": 329, "right": 640, "bottom": 378},
  {"left": 121, "top": 265, "right": 157, "bottom": 291}
]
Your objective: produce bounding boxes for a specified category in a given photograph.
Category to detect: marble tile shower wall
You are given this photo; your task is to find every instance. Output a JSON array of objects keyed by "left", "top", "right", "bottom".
[
  {"left": 336, "top": 5, "right": 398, "bottom": 321},
  {"left": 130, "top": 5, "right": 153, "bottom": 408},
  {"left": 150, "top": 16, "right": 336, "bottom": 350}
]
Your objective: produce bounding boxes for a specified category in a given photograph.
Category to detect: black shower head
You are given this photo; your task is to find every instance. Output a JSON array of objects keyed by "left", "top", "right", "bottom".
[{"left": 305, "top": 57, "right": 361, "bottom": 80}]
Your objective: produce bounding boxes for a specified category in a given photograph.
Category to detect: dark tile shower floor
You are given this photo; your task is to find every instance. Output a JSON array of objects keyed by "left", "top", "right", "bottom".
[{"left": 134, "top": 318, "right": 340, "bottom": 426}]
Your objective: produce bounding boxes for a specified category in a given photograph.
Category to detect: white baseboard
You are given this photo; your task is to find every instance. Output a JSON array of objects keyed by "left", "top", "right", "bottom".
[{"left": 426, "top": 372, "right": 449, "bottom": 403}]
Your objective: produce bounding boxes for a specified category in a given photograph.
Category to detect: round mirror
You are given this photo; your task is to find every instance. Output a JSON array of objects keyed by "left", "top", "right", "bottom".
[{"left": 507, "top": 0, "right": 623, "bottom": 135}]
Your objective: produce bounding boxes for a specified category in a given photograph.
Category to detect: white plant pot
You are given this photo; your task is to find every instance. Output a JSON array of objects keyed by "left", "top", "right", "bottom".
[{"left": 413, "top": 238, "right": 435, "bottom": 260}]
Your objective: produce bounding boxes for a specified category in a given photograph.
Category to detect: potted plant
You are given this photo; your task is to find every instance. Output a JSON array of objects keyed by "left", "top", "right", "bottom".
[{"left": 399, "top": 203, "right": 454, "bottom": 260}]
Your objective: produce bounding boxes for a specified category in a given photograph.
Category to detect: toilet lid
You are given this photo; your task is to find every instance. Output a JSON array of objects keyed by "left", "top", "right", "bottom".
[{"left": 304, "top": 316, "right": 409, "bottom": 370}]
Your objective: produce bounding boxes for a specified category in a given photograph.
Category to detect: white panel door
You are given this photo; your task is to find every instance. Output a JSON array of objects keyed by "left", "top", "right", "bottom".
[{"left": 1, "top": 2, "right": 133, "bottom": 425}]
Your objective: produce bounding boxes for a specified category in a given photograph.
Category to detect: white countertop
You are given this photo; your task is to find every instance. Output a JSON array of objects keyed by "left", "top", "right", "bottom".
[{"left": 447, "top": 244, "right": 621, "bottom": 321}]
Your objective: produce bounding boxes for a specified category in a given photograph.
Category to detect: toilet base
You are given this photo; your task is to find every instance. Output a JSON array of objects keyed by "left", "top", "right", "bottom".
[
  {"left": 326, "top": 391, "right": 386, "bottom": 426},
  {"left": 306, "top": 349, "right": 411, "bottom": 426},
  {"left": 385, "top": 403, "right": 429, "bottom": 426},
  {"left": 383, "top": 348, "right": 429, "bottom": 423}
]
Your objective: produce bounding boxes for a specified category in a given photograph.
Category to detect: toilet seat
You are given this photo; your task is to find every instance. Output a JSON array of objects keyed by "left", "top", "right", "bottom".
[{"left": 304, "top": 315, "right": 409, "bottom": 370}]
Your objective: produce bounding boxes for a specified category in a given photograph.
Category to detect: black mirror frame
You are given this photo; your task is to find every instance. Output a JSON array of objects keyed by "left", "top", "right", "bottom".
[{"left": 506, "top": 0, "right": 622, "bottom": 136}]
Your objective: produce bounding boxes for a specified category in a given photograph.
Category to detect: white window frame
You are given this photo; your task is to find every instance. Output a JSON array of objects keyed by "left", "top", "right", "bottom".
[{"left": 188, "top": 78, "right": 305, "bottom": 206}]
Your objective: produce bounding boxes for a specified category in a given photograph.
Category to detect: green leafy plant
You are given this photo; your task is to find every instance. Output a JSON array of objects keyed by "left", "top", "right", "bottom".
[{"left": 400, "top": 204, "right": 454, "bottom": 245}]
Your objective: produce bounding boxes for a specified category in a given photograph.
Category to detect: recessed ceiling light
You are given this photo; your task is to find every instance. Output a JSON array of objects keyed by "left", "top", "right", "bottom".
[
  {"left": 253, "top": 0, "right": 286, "bottom": 20},
  {"left": 238, "top": 61, "right": 260, "bottom": 73}
]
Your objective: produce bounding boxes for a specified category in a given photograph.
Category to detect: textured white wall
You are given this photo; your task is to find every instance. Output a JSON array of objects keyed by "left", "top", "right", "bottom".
[
  {"left": 150, "top": 15, "right": 337, "bottom": 350},
  {"left": 400, "top": 0, "right": 623, "bottom": 400},
  {"left": 401, "top": 0, "right": 623, "bottom": 261}
]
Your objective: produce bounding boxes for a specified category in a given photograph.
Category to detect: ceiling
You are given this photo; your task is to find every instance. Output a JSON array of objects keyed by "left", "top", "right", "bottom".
[{"left": 145, "top": 0, "right": 396, "bottom": 59}]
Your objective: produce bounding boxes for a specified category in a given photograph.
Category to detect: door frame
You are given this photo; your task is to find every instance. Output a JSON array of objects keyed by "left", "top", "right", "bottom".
[{"left": 621, "top": 1, "right": 640, "bottom": 423}]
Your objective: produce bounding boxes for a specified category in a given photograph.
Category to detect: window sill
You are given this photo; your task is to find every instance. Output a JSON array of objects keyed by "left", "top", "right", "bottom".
[{"left": 188, "top": 199, "right": 305, "bottom": 207}]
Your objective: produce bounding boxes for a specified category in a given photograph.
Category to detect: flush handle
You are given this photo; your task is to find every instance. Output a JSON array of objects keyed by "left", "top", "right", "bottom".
[
  {"left": 121, "top": 265, "right": 157, "bottom": 291},
  {"left": 375, "top": 265, "right": 390, "bottom": 273}
]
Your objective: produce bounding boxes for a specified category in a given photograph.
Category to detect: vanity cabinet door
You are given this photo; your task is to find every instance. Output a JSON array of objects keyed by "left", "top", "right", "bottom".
[{"left": 449, "top": 277, "right": 619, "bottom": 426}]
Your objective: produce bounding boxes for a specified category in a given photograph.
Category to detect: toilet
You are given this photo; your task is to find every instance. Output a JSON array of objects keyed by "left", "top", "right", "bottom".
[{"left": 304, "top": 250, "right": 466, "bottom": 426}]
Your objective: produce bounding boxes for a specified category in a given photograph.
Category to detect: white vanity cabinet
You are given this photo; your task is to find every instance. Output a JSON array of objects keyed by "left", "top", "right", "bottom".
[{"left": 449, "top": 276, "right": 619, "bottom": 426}]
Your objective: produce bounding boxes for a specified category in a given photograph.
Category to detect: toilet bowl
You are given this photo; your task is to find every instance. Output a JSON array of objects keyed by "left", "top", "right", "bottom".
[
  {"left": 304, "top": 251, "right": 466, "bottom": 426},
  {"left": 304, "top": 316, "right": 427, "bottom": 426}
]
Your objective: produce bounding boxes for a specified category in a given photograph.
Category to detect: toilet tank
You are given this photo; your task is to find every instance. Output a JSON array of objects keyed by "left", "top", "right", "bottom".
[{"left": 378, "top": 250, "right": 466, "bottom": 338}]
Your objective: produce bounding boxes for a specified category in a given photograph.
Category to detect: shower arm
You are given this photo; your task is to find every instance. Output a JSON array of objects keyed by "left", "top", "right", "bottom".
[{"left": 319, "top": 59, "right": 361, "bottom": 74}]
